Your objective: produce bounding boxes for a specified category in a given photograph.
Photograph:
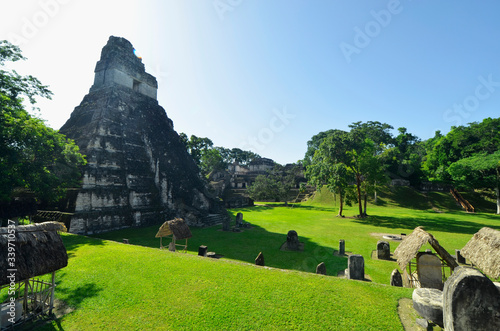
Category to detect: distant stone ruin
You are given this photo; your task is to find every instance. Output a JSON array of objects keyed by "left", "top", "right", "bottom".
[{"left": 60, "top": 36, "right": 227, "bottom": 234}]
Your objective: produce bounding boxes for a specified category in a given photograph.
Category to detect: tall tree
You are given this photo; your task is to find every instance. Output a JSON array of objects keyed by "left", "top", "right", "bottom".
[
  {"left": 0, "top": 40, "right": 86, "bottom": 205},
  {"left": 381, "top": 127, "right": 424, "bottom": 185},
  {"left": 305, "top": 130, "right": 355, "bottom": 217},
  {"left": 348, "top": 121, "right": 392, "bottom": 205},
  {"left": 303, "top": 129, "right": 337, "bottom": 167}
]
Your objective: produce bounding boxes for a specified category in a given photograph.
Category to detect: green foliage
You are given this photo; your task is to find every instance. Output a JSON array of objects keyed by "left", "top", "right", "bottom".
[
  {"left": 306, "top": 126, "right": 387, "bottom": 217},
  {"left": 448, "top": 151, "right": 500, "bottom": 213},
  {"left": 380, "top": 127, "right": 425, "bottom": 185},
  {"left": 423, "top": 117, "right": 500, "bottom": 182},
  {"left": 179, "top": 133, "right": 260, "bottom": 177},
  {"left": 305, "top": 130, "right": 355, "bottom": 216},
  {"left": 0, "top": 40, "right": 86, "bottom": 203},
  {"left": 247, "top": 164, "right": 300, "bottom": 203}
]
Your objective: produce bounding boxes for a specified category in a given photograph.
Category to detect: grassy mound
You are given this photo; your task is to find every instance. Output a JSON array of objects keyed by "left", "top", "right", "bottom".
[{"left": 306, "top": 185, "right": 497, "bottom": 214}]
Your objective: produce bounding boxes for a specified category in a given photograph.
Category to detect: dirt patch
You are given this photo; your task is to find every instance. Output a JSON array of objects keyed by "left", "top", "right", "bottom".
[
  {"left": 398, "top": 298, "right": 443, "bottom": 330},
  {"left": 14, "top": 299, "right": 74, "bottom": 330}
]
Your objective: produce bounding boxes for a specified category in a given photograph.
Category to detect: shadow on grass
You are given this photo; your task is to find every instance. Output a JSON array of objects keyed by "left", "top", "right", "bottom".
[
  {"left": 190, "top": 221, "right": 348, "bottom": 276},
  {"left": 90, "top": 208, "right": 348, "bottom": 277},
  {"left": 353, "top": 212, "right": 500, "bottom": 235},
  {"left": 61, "top": 233, "right": 106, "bottom": 259}
]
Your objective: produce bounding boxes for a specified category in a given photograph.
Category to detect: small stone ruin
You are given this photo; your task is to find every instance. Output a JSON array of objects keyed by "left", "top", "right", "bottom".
[
  {"left": 316, "top": 262, "right": 326, "bottom": 275},
  {"left": 198, "top": 245, "right": 207, "bottom": 257},
  {"left": 346, "top": 254, "right": 365, "bottom": 280},
  {"left": 416, "top": 252, "right": 443, "bottom": 290},
  {"left": 390, "top": 269, "right": 402, "bottom": 287},
  {"left": 413, "top": 266, "right": 500, "bottom": 330},
  {"left": 281, "top": 230, "right": 304, "bottom": 251},
  {"left": 255, "top": 252, "right": 265, "bottom": 266},
  {"left": 286, "top": 230, "right": 300, "bottom": 250},
  {"left": 338, "top": 239, "right": 345, "bottom": 255},
  {"left": 376, "top": 240, "right": 390, "bottom": 260},
  {"left": 232, "top": 212, "right": 250, "bottom": 231}
]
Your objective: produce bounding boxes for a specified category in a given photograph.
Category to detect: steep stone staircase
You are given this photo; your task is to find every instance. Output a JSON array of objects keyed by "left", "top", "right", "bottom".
[{"left": 450, "top": 189, "right": 475, "bottom": 213}]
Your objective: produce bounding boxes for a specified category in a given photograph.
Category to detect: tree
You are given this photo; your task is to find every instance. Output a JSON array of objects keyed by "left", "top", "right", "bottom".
[
  {"left": 199, "top": 148, "right": 226, "bottom": 176},
  {"left": 448, "top": 151, "right": 500, "bottom": 214},
  {"left": 423, "top": 118, "right": 500, "bottom": 182},
  {"left": 247, "top": 164, "right": 298, "bottom": 205},
  {"left": 0, "top": 40, "right": 86, "bottom": 206},
  {"left": 303, "top": 129, "right": 337, "bottom": 167},
  {"left": 348, "top": 121, "right": 392, "bottom": 211},
  {"left": 180, "top": 134, "right": 261, "bottom": 178},
  {"left": 348, "top": 121, "right": 394, "bottom": 154},
  {"left": 180, "top": 134, "right": 214, "bottom": 167},
  {"left": 305, "top": 130, "right": 355, "bottom": 217},
  {"left": 247, "top": 175, "right": 279, "bottom": 202},
  {"left": 381, "top": 127, "right": 424, "bottom": 185}
]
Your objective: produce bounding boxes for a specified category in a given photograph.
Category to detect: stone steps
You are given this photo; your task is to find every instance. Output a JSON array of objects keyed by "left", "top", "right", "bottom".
[{"left": 201, "top": 213, "right": 227, "bottom": 226}]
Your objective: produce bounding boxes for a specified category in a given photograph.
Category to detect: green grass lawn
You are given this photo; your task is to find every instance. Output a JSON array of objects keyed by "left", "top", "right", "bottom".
[
  {"left": 40, "top": 234, "right": 412, "bottom": 330},
  {"left": 35, "top": 186, "right": 498, "bottom": 330},
  {"left": 93, "top": 187, "right": 499, "bottom": 284}
]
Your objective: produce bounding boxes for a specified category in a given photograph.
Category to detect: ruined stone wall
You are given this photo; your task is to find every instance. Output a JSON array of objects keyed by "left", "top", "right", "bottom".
[{"left": 60, "top": 36, "right": 226, "bottom": 234}]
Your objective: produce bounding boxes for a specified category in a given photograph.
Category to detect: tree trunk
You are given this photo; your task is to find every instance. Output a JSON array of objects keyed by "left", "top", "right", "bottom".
[
  {"left": 374, "top": 181, "right": 377, "bottom": 204},
  {"left": 338, "top": 192, "right": 344, "bottom": 217},
  {"left": 363, "top": 192, "right": 367, "bottom": 216},
  {"left": 496, "top": 187, "right": 499, "bottom": 215},
  {"left": 356, "top": 174, "right": 363, "bottom": 217},
  {"left": 497, "top": 169, "right": 500, "bottom": 215}
]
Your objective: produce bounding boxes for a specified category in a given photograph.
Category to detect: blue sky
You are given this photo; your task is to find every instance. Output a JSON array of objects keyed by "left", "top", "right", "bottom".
[{"left": 2, "top": 1, "right": 500, "bottom": 164}]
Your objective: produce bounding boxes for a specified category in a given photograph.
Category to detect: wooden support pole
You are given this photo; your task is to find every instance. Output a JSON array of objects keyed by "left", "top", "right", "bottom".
[
  {"left": 49, "top": 272, "right": 56, "bottom": 315},
  {"left": 428, "top": 236, "right": 459, "bottom": 271}
]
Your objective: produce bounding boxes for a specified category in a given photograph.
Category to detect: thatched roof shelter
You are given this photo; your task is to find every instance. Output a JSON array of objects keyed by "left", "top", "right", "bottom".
[
  {"left": 155, "top": 218, "right": 192, "bottom": 240},
  {"left": 394, "top": 226, "right": 458, "bottom": 271},
  {"left": 461, "top": 227, "right": 500, "bottom": 279},
  {"left": 0, "top": 222, "right": 68, "bottom": 285}
]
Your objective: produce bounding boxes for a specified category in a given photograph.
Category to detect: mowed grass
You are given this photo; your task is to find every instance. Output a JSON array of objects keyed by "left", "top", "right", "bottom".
[
  {"left": 42, "top": 234, "right": 412, "bottom": 330},
  {"left": 94, "top": 187, "right": 500, "bottom": 284},
  {"left": 38, "top": 186, "right": 498, "bottom": 329}
]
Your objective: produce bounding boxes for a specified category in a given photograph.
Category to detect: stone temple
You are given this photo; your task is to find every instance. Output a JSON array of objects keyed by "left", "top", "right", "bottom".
[{"left": 60, "top": 36, "right": 227, "bottom": 234}]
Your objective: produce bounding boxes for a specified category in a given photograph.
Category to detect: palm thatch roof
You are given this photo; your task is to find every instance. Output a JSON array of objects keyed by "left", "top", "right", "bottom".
[
  {"left": 155, "top": 218, "right": 192, "bottom": 240},
  {"left": 394, "top": 227, "right": 432, "bottom": 270},
  {"left": 0, "top": 222, "right": 68, "bottom": 286},
  {"left": 461, "top": 227, "right": 500, "bottom": 279},
  {"left": 394, "top": 226, "right": 458, "bottom": 271}
]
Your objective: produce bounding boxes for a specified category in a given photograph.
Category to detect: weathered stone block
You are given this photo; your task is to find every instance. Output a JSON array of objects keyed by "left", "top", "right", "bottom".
[
  {"left": 316, "top": 262, "right": 326, "bottom": 275},
  {"left": 235, "top": 212, "right": 243, "bottom": 227},
  {"left": 347, "top": 254, "right": 364, "bottom": 280},
  {"left": 339, "top": 239, "right": 345, "bottom": 255},
  {"left": 390, "top": 269, "right": 402, "bottom": 287},
  {"left": 417, "top": 252, "right": 443, "bottom": 290},
  {"left": 286, "top": 230, "right": 300, "bottom": 251},
  {"left": 443, "top": 267, "right": 500, "bottom": 330},
  {"left": 377, "top": 240, "right": 390, "bottom": 260},
  {"left": 255, "top": 252, "right": 264, "bottom": 266},
  {"left": 412, "top": 287, "right": 444, "bottom": 327},
  {"left": 198, "top": 245, "right": 207, "bottom": 257}
]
